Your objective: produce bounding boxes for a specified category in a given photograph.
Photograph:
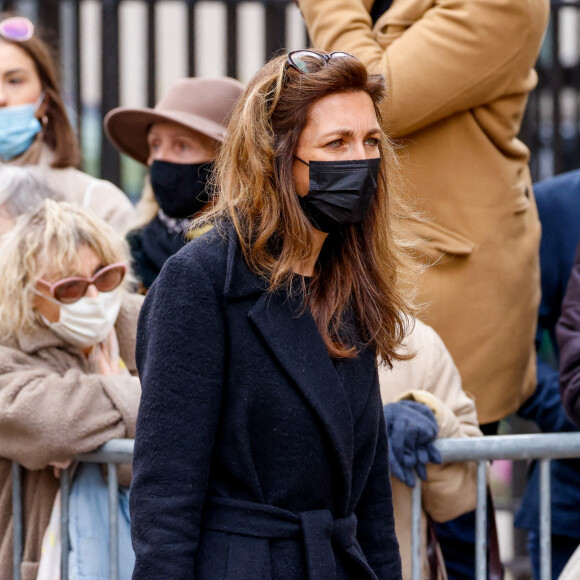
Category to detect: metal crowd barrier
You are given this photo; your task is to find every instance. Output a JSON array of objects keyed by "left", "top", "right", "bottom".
[
  {"left": 11, "top": 433, "right": 580, "bottom": 580},
  {"left": 11, "top": 439, "right": 133, "bottom": 580}
]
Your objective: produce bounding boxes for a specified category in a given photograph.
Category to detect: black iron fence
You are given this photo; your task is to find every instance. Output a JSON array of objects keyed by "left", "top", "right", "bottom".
[
  {"left": 526, "top": 1, "right": 580, "bottom": 180},
  {"left": 0, "top": 0, "right": 579, "bottom": 196},
  {"left": 0, "top": 0, "right": 305, "bottom": 199}
]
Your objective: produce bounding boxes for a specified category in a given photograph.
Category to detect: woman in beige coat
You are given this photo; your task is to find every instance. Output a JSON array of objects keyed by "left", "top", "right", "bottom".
[
  {"left": 300, "top": 0, "right": 548, "bottom": 428},
  {"left": 0, "top": 15, "right": 134, "bottom": 231},
  {"left": 0, "top": 200, "right": 142, "bottom": 580},
  {"left": 380, "top": 319, "right": 482, "bottom": 579}
]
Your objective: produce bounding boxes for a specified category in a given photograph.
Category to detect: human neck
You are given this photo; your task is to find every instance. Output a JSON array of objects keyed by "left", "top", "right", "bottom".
[{"left": 293, "top": 228, "right": 328, "bottom": 277}]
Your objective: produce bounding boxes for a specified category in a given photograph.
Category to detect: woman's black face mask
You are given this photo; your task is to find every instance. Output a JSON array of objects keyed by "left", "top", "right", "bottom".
[
  {"left": 295, "top": 156, "right": 380, "bottom": 233},
  {"left": 149, "top": 160, "right": 215, "bottom": 219}
]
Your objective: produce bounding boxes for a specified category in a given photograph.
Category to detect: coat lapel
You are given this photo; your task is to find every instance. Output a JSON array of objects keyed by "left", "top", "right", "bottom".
[
  {"left": 223, "top": 227, "right": 354, "bottom": 505},
  {"left": 248, "top": 292, "right": 353, "bottom": 505}
]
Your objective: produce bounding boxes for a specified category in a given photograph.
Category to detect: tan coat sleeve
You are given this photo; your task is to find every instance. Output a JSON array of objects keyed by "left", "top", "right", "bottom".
[
  {"left": 379, "top": 319, "right": 481, "bottom": 522},
  {"left": 42, "top": 167, "right": 135, "bottom": 234},
  {"left": 299, "top": 0, "right": 547, "bottom": 138},
  {"left": 0, "top": 349, "right": 140, "bottom": 470}
]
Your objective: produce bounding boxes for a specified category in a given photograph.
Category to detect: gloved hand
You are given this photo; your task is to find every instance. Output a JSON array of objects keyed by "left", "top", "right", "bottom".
[{"left": 384, "top": 400, "right": 442, "bottom": 487}]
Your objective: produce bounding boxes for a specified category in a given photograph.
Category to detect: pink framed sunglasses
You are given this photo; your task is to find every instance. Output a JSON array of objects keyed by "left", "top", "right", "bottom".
[
  {"left": 37, "top": 262, "right": 127, "bottom": 304},
  {"left": 0, "top": 17, "right": 35, "bottom": 42}
]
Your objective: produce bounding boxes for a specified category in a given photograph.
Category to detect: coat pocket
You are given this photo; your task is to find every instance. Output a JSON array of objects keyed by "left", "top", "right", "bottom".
[{"left": 408, "top": 220, "right": 476, "bottom": 265}]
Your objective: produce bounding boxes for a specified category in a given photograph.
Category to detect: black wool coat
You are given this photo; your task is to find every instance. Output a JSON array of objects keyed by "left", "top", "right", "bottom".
[{"left": 131, "top": 225, "right": 402, "bottom": 580}]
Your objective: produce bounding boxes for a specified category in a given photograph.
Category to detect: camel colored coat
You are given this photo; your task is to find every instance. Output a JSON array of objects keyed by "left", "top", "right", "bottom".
[
  {"left": 379, "top": 319, "right": 481, "bottom": 579},
  {"left": 0, "top": 294, "right": 142, "bottom": 580},
  {"left": 300, "top": 0, "right": 548, "bottom": 423}
]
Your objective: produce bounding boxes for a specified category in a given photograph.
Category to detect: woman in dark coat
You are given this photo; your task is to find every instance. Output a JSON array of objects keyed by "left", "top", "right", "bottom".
[{"left": 130, "top": 50, "right": 414, "bottom": 579}]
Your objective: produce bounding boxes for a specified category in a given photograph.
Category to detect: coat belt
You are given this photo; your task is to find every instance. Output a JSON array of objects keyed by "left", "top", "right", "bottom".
[{"left": 203, "top": 496, "right": 376, "bottom": 580}]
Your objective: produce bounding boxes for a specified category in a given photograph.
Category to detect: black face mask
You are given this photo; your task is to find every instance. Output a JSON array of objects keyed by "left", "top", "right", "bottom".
[
  {"left": 296, "top": 157, "right": 380, "bottom": 233},
  {"left": 149, "top": 160, "right": 215, "bottom": 219}
]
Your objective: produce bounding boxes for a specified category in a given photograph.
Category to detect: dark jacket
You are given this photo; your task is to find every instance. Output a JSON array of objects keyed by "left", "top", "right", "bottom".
[
  {"left": 126, "top": 227, "right": 160, "bottom": 292},
  {"left": 515, "top": 171, "right": 580, "bottom": 538},
  {"left": 131, "top": 225, "right": 402, "bottom": 579}
]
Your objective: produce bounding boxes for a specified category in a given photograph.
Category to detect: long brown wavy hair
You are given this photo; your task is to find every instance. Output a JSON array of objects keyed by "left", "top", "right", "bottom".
[
  {"left": 0, "top": 14, "right": 81, "bottom": 168},
  {"left": 196, "top": 52, "right": 416, "bottom": 364}
]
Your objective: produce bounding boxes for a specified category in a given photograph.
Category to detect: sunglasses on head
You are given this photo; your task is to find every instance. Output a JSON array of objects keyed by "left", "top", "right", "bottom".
[
  {"left": 0, "top": 16, "right": 34, "bottom": 42},
  {"left": 37, "top": 263, "right": 127, "bottom": 304},
  {"left": 286, "top": 50, "right": 358, "bottom": 74}
]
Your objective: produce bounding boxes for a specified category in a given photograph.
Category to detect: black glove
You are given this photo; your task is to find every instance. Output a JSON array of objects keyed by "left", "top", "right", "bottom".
[{"left": 384, "top": 400, "right": 442, "bottom": 487}]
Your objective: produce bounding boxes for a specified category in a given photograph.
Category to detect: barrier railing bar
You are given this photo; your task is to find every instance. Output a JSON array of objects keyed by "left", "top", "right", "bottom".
[
  {"left": 410, "top": 479, "right": 421, "bottom": 580},
  {"left": 12, "top": 462, "right": 22, "bottom": 580},
  {"left": 76, "top": 433, "right": 580, "bottom": 465},
  {"left": 60, "top": 467, "right": 71, "bottom": 580},
  {"left": 9, "top": 434, "right": 580, "bottom": 580},
  {"left": 434, "top": 433, "right": 580, "bottom": 462},
  {"left": 77, "top": 439, "right": 134, "bottom": 463},
  {"left": 108, "top": 463, "right": 119, "bottom": 580},
  {"left": 475, "top": 461, "right": 487, "bottom": 580},
  {"left": 539, "top": 459, "right": 551, "bottom": 580}
]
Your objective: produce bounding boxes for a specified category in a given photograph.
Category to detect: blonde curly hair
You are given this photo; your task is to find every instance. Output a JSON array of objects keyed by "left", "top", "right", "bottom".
[{"left": 0, "top": 199, "right": 130, "bottom": 338}]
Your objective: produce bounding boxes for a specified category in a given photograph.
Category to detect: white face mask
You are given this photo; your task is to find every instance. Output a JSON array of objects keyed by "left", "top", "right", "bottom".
[{"left": 38, "top": 287, "right": 123, "bottom": 349}]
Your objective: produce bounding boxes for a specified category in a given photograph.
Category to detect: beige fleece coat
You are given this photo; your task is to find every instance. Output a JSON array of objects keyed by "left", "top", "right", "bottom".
[
  {"left": 0, "top": 293, "right": 143, "bottom": 580},
  {"left": 300, "top": 0, "right": 548, "bottom": 424},
  {"left": 379, "top": 319, "right": 482, "bottom": 580},
  {"left": 7, "top": 137, "right": 135, "bottom": 233}
]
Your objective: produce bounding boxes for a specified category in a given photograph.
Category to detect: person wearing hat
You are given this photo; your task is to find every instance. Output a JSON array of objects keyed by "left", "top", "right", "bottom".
[{"left": 104, "top": 77, "right": 244, "bottom": 291}]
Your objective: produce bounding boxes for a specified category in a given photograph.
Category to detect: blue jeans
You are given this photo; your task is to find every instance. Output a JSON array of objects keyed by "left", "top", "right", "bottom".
[{"left": 68, "top": 463, "right": 135, "bottom": 580}]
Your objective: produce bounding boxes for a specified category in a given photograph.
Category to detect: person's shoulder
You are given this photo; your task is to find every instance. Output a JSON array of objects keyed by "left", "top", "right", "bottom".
[
  {"left": 534, "top": 170, "right": 580, "bottom": 212},
  {"left": 535, "top": 171, "right": 580, "bottom": 248},
  {"left": 178, "top": 224, "right": 228, "bottom": 262},
  {"left": 157, "top": 224, "right": 230, "bottom": 287},
  {"left": 400, "top": 318, "right": 443, "bottom": 354},
  {"left": 41, "top": 166, "right": 129, "bottom": 203},
  {"left": 73, "top": 169, "right": 132, "bottom": 204}
]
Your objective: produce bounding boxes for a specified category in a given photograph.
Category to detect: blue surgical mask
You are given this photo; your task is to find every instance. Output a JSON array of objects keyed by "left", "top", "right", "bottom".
[{"left": 0, "top": 100, "right": 43, "bottom": 161}]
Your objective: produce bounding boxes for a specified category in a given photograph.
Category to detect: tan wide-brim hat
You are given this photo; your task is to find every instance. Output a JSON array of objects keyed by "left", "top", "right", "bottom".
[{"left": 104, "top": 77, "right": 245, "bottom": 165}]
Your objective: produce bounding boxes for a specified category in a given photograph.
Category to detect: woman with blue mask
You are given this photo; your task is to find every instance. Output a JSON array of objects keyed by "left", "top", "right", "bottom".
[
  {"left": 104, "top": 77, "right": 244, "bottom": 291},
  {"left": 0, "top": 15, "right": 134, "bottom": 231},
  {"left": 0, "top": 199, "right": 142, "bottom": 579}
]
